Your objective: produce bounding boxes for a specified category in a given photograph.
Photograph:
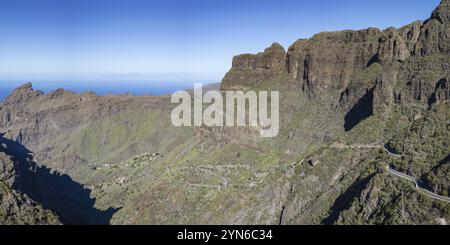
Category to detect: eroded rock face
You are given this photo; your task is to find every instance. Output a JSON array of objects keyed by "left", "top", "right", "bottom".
[
  {"left": 432, "top": 0, "right": 450, "bottom": 24},
  {"left": 378, "top": 28, "right": 410, "bottom": 63},
  {"left": 220, "top": 0, "right": 450, "bottom": 130},
  {"left": 221, "top": 42, "right": 287, "bottom": 90},
  {"left": 399, "top": 21, "right": 423, "bottom": 52},
  {"left": 414, "top": 0, "right": 450, "bottom": 56},
  {"left": 290, "top": 29, "right": 383, "bottom": 99},
  {"left": 3, "top": 82, "right": 44, "bottom": 107}
]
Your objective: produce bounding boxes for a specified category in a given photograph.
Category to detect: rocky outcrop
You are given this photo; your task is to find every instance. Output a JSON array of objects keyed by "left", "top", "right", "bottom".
[
  {"left": 413, "top": 1, "right": 450, "bottom": 56},
  {"left": 432, "top": 0, "right": 450, "bottom": 24},
  {"left": 3, "top": 82, "right": 44, "bottom": 107},
  {"left": 378, "top": 28, "right": 410, "bottom": 63},
  {"left": 429, "top": 78, "right": 450, "bottom": 106},
  {"left": 398, "top": 21, "right": 423, "bottom": 52},
  {"left": 221, "top": 42, "right": 287, "bottom": 90}
]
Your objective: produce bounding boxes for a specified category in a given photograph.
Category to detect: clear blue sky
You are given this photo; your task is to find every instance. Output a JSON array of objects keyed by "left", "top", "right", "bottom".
[{"left": 0, "top": 0, "right": 441, "bottom": 84}]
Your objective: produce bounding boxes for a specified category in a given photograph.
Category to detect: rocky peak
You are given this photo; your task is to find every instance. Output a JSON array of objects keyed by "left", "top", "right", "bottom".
[
  {"left": 398, "top": 21, "right": 423, "bottom": 51},
  {"left": 4, "top": 82, "right": 43, "bottom": 106},
  {"left": 431, "top": 0, "right": 450, "bottom": 24},
  {"left": 48, "top": 88, "right": 73, "bottom": 99},
  {"left": 10, "top": 82, "right": 33, "bottom": 94},
  {"left": 412, "top": 0, "right": 450, "bottom": 55},
  {"left": 221, "top": 43, "right": 287, "bottom": 90},
  {"left": 264, "top": 42, "right": 286, "bottom": 55},
  {"left": 231, "top": 42, "right": 286, "bottom": 70}
]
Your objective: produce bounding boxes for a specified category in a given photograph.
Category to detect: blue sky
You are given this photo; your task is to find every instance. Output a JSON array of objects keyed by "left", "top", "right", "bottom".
[{"left": 0, "top": 0, "right": 441, "bottom": 84}]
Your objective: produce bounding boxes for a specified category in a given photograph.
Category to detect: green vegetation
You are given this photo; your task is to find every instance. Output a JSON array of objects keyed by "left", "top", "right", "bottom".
[{"left": 397, "top": 53, "right": 448, "bottom": 90}]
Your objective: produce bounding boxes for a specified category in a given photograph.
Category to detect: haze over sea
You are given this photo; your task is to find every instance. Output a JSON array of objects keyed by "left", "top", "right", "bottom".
[{"left": 0, "top": 80, "right": 214, "bottom": 102}]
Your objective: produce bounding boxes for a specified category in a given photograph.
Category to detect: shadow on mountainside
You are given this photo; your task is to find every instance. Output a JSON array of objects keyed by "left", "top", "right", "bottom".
[
  {"left": 0, "top": 134, "right": 119, "bottom": 225},
  {"left": 322, "top": 173, "right": 376, "bottom": 225},
  {"left": 437, "top": 153, "right": 450, "bottom": 168},
  {"left": 344, "top": 87, "right": 375, "bottom": 132},
  {"left": 383, "top": 143, "right": 403, "bottom": 156}
]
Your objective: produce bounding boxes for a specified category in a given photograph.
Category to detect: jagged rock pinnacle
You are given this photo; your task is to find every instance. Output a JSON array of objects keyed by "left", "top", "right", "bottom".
[
  {"left": 432, "top": 0, "right": 450, "bottom": 24},
  {"left": 4, "top": 82, "right": 43, "bottom": 105}
]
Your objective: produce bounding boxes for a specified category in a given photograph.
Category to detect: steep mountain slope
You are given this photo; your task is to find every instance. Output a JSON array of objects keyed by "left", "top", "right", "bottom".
[
  {"left": 0, "top": 144, "right": 60, "bottom": 225},
  {"left": 0, "top": 1, "right": 449, "bottom": 225},
  {"left": 0, "top": 83, "right": 191, "bottom": 175},
  {"left": 328, "top": 101, "right": 450, "bottom": 225}
]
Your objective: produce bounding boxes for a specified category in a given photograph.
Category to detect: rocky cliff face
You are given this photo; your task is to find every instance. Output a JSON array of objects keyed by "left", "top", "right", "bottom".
[
  {"left": 432, "top": 0, "right": 450, "bottom": 24},
  {"left": 222, "top": 0, "right": 450, "bottom": 130},
  {"left": 221, "top": 42, "right": 288, "bottom": 90}
]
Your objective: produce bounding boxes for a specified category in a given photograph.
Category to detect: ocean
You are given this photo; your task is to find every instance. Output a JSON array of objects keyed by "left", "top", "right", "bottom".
[{"left": 0, "top": 80, "right": 214, "bottom": 102}]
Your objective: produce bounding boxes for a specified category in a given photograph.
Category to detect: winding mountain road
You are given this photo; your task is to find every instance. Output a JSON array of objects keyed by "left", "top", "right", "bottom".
[
  {"left": 331, "top": 142, "right": 450, "bottom": 202},
  {"left": 382, "top": 144, "right": 403, "bottom": 158},
  {"left": 386, "top": 166, "right": 450, "bottom": 203},
  {"left": 383, "top": 145, "right": 450, "bottom": 202},
  {"left": 381, "top": 144, "right": 450, "bottom": 203}
]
